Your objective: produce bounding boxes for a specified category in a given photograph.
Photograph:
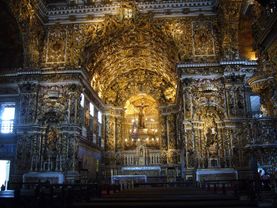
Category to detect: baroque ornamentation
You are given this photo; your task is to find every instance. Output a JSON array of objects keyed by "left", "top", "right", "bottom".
[
  {"left": 45, "top": 28, "right": 67, "bottom": 64},
  {"left": 6, "top": 0, "right": 45, "bottom": 67},
  {"left": 192, "top": 21, "right": 215, "bottom": 56},
  {"left": 18, "top": 82, "right": 39, "bottom": 124},
  {"left": 103, "top": 69, "right": 176, "bottom": 106},
  {"left": 218, "top": 0, "right": 242, "bottom": 60},
  {"left": 182, "top": 68, "right": 255, "bottom": 169},
  {"left": 2, "top": 0, "right": 277, "bottom": 182}
]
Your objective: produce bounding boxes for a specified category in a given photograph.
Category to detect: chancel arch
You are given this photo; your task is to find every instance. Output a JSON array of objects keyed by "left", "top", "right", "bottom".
[{"left": 81, "top": 11, "right": 183, "bottom": 174}]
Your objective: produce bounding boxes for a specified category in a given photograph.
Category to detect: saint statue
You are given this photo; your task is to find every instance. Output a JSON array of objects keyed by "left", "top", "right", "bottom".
[
  {"left": 206, "top": 128, "right": 215, "bottom": 146},
  {"left": 135, "top": 102, "right": 148, "bottom": 129},
  {"left": 46, "top": 127, "right": 58, "bottom": 152},
  {"left": 140, "top": 148, "right": 143, "bottom": 157},
  {"left": 204, "top": 117, "right": 218, "bottom": 157}
]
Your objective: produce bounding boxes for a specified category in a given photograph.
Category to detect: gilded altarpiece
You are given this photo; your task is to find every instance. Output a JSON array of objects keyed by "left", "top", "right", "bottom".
[
  {"left": 14, "top": 80, "right": 91, "bottom": 179},
  {"left": 182, "top": 66, "right": 255, "bottom": 171}
]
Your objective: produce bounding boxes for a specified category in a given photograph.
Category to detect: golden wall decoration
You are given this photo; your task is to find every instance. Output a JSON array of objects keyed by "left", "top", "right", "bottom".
[
  {"left": 1, "top": 0, "right": 277, "bottom": 180},
  {"left": 267, "top": 40, "right": 277, "bottom": 68},
  {"left": 6, "top": 0, "right": 45, "bottom": 67},
  {"left": 103, "top": 69, "right": 176, "bottom": 106},
  {"left": 46, "top": 28, "right": 67, "bottom": 64},
  {"left": 192, "top": 21, "right": 215, "bottom": 56},
  {"left": 218, "top": 0, "right": 242, "bottom": 60}
]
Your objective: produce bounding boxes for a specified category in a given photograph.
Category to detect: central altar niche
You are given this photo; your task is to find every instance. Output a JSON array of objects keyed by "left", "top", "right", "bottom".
[{"left": 122, "top": 94, "right": 161, "bottom": 166}]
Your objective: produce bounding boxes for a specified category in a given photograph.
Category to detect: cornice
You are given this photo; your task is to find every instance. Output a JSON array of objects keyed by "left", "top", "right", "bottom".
[
  {"left": 0, "top": 67, "right": 106, "bottom": 109},
  {"left": 177, "top": 60, "right": 257, "bottom": 68},
  {"left": 178, "top": 60, "right": 257, "bottom": 79},
  {"left": 36, "top": 0, "right": 216, "bottom": 25}
]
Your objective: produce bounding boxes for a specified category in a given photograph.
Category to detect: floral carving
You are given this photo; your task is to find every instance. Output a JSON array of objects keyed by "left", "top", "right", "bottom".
[
  {"left": 46, "top": 28, "right": 67, "bottom": 64},
  {"left": 192, "top": 21, "right": 215, "bottom": 56}
]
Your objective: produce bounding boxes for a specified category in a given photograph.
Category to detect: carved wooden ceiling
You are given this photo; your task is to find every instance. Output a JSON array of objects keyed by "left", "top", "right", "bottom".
[{"left": 83, "top": 14, "right": 179, "bottom": 106}]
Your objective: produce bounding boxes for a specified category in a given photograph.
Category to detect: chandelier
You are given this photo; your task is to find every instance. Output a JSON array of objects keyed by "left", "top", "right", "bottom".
[{"left": 126, "top": 117, "right": 159, "bottom": 146}]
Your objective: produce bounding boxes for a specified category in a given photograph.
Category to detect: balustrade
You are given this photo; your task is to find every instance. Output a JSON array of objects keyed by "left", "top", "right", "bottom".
[{"left": 123, "top": 154, "right": 161, "bottom": 166}]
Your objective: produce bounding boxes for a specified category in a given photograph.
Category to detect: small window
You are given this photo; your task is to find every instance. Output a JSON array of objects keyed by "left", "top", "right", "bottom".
[
  {"left": 89, "top": 103, "right": 94, "bottom": 117},
  {"left": 1, "top": 105, "right": 15, "bottom": 134},
  {"left": 80, "top": 93, "right": 85, "bottom": 108},
  {"left": 98, "top": 125, "right": 102, "bottom": 137},
  {"left": 98, "top": 111, "right": 102, "bottom": 124},
  {"left": 250, "top": 95, "right": 261, "bottom": 117}
]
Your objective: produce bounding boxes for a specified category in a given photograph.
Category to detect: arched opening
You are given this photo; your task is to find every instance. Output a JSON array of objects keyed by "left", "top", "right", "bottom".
[
  {"left": 0, "top": 1, "right": 23, "bottom": 69},
  {"left": 83, "top": 14, "right": 179, "bottom": 171},
  {"left": 123, "top": 94, "right": 160, "bottom": 149},
  {"left": 121, "top": 94, "right": 161, "bottom": 167}
]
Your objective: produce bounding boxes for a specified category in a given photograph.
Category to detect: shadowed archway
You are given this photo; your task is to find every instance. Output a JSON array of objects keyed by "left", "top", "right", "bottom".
[{"left": 0, "top": 0, "right": 23, "bottom": 69}]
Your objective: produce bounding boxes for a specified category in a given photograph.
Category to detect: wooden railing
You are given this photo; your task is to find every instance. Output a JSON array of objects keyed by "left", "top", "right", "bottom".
[
  {"left": 1, "top": 179, "right": 276, "bottom": 207},
  {"left": 1, "top": 182, "right": 120, "bottom": 207},
  {"left": 202, "top": 179, "right": 277, "bottom": 200}
]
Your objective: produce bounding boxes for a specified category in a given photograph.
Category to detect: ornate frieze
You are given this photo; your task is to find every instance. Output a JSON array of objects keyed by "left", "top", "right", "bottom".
[{"left": 44, "top": 0, "right": 216, "bottom": 24}]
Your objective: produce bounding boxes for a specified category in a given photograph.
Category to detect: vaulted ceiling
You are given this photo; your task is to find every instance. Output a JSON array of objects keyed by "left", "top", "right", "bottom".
[{"left": 83, "top": 14, "right": 179, "bottom": 106}]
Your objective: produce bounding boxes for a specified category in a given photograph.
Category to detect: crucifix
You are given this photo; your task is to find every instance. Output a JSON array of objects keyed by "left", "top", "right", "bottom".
[{"left": 135, "top": 101, "right": 149, "bottom": 129}]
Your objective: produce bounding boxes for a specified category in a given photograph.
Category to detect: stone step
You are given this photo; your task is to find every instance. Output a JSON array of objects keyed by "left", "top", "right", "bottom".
[
  {"left": 71, "top": 200, "right": 257, "bottom": 208},
  {"left": 104, "top": 187, "right": 236, "bottom": 198},
  {"left": 104, "top": 192, "right": 236, "bottom": 200},
  {"left": 71, "top": 187, "right": 257, "bottom": 208}
]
